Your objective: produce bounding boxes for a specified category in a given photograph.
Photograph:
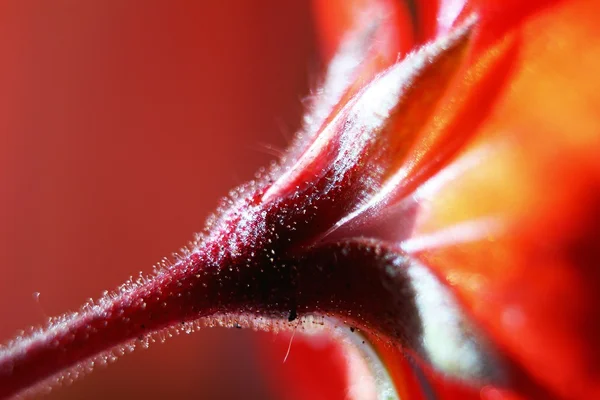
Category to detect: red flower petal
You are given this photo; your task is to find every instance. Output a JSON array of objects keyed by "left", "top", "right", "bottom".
[{"left": 409, "top": 1, "right": 600, "bottom": 397}]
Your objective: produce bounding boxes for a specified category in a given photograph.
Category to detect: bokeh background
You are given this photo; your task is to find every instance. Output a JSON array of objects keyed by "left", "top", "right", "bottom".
[{"left": 0, "top": 1, "right": 348, "bottom": 399}]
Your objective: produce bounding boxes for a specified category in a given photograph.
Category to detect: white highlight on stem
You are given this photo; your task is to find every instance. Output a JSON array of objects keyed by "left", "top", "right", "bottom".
[
  {"left": 330, "top": 322, "right": 399, "bottom": 400},
  {"left": 406, "top": 261, "right": 503, "bottom": 384}
]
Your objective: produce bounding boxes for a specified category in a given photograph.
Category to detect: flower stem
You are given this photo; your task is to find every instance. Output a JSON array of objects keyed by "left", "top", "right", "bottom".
[
  {"left": 0, "top": 253, "right": 214, "bottom": 398},
  {"left": 0, "top": 232, "right": 421, "bottom": 398}
]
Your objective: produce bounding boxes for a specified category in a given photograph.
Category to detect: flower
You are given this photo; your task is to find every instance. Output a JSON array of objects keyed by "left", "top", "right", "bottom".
[
  {"left": 307, "top": 0, "right": 600, "bottom": 398},
  {"left": 1, "top": 0, "right": 600, "bottom": 399}
]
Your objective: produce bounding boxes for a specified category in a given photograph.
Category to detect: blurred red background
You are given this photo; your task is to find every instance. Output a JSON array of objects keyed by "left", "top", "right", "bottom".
[{"left": 0, "top": 1, "right": 349, "bottom": 399}]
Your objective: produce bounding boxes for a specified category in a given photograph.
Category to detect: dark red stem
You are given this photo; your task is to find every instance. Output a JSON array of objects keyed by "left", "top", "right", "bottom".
[
  {"left": 0, "top": 227, "right": 420, "bottom": 399},
  {"left": 0, "top": 254, "right": 208, "bottom": 398}
]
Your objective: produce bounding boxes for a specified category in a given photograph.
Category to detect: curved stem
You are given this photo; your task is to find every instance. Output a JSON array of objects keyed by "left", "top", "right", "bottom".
[
  {"left": 0, "top": 236, "right": 420, "bottom": 398},
  {"left": 0, "top": 254, "right": 211, "bottom": 398}
]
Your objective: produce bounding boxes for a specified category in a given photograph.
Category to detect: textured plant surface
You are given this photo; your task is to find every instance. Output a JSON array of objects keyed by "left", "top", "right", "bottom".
[{"left": 2, "top": 0, "right": 600, "bottom": 399}]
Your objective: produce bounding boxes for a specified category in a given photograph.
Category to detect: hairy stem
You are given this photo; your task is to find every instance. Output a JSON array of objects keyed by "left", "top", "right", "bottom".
[
  {"left": 0, "top": 233, "right": 420, "bottom": 398},
  {"left": 0, "top": 255, "right": 211, "bottom": 398}
]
